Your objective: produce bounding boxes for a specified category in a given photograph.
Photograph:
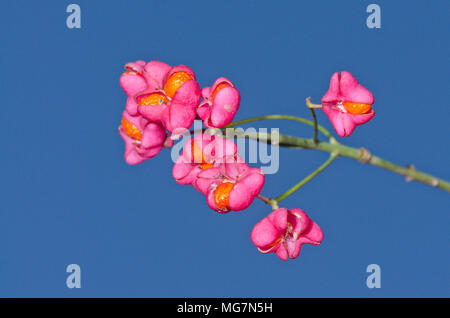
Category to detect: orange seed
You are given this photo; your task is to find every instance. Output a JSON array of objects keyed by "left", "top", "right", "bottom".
[
  {"left": 163, "top": 71, "right": 193, "bottom": 98},
  {"left": 211, "top": 82, "right": 231, "bottom": 101},
  {"left": 343, "top": 102, "right": 372, "bottom": 115},
  {"left": 121, "top": 117, "right": 142, "bottom": 140},
  {"left": 214, "top": 182, "right": 234, "bottom": 210},
  {"left": 138, "top": 93, "right": 169, "bottom": 106},
  {"left": 191, "top": 141, "right": 214, "bottom": 169}
]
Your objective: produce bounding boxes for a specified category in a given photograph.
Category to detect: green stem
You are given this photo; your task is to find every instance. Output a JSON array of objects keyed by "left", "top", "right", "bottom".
[
  {"left": 257, "top": 195, "right": 279, "bottom": 210},
  {"left": 275, "top": 152, "right": 339, "bottom": 202},
  {"left": 309, "top": 108, "right": 319, "bottom": 144},
  {"left": 305, "top": 96, "right": 323, "bottom": 109},
  {"left": 306, "top": 97, "right": 320, "bottom": 144},
  {"left": 225, "top": 115, "right": 332, "bottom": 139},
  {"left": 225, "top": 128, "right": 450, "bottom": 193}
]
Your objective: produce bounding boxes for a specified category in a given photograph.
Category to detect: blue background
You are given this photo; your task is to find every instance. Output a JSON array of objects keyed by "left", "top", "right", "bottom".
[{"left": 0, "top": 0, "right": 449, "bottom": 297}]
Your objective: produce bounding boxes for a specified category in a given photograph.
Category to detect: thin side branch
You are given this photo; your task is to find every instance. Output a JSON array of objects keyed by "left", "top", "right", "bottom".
[{"left": 275, "top": 152, "right": 339, "bottom": 202}]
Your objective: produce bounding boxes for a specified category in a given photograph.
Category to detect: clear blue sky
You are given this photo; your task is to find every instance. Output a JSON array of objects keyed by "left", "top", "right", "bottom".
[{"left": 0, "top": 0, "right": 449, "bottom": 297}]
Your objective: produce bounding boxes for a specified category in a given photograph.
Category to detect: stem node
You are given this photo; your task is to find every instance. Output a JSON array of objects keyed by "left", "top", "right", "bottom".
[
  {"left": 405, "top": 164, "right": 416, "bottom": 182},
  {"left": 358, "top": 147, "right": 372, "bottom": 163}
]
